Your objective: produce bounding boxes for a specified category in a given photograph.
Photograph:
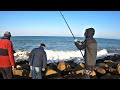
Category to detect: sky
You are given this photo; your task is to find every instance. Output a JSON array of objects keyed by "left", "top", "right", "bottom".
[{"left": 0, "top": 11, "right": 120, "bottom": 39}]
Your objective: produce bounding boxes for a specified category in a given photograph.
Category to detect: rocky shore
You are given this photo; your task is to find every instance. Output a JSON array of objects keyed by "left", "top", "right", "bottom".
[{"left": 1, "top": 54, "right": 120, "bottom": 79}]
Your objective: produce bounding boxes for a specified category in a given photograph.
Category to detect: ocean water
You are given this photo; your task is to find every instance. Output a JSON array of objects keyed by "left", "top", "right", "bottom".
[
  {"left": 1, "top": 36, "right": 120, "bottom": 63},
  {"left": 10, "top": 36, "right": 120, "bottom": 52}
]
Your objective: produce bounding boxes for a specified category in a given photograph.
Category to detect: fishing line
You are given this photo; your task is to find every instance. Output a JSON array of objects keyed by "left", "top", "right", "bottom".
[{"left": 59, "top": 11, "right": 84, "bottom": 59}]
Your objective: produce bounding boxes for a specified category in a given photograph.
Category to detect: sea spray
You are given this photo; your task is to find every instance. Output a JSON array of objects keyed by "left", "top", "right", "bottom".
[{"left": 14, "top": 49, "right": 109, "bottom": 64}]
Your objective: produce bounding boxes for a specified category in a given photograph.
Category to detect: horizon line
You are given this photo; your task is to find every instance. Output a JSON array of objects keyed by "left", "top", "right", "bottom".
[{"left": 0, "top": 35, "right": 120, "bottom": 40}]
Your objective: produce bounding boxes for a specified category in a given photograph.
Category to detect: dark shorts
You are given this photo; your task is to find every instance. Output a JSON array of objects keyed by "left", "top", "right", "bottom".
[{"left": 0, "top": 67, "right": 14, "bottom": 79}]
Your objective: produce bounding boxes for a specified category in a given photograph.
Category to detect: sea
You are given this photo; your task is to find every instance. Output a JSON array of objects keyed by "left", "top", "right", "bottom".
[{"left": 2, "top": 36, "right": 120, "bottom": 63}]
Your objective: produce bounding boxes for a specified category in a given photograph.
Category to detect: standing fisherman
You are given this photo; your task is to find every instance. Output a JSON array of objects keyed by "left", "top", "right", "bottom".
[
  {"left": 59, "top": 11, "right": 97, "bottom": 79},
  {"left": 74, "top": 28, "right": 97, "bottom": 79}
]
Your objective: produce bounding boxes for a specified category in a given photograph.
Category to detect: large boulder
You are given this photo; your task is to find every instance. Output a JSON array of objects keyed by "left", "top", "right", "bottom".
[{"left": 57, "top": 61, "right": 71, "bottom": 71}]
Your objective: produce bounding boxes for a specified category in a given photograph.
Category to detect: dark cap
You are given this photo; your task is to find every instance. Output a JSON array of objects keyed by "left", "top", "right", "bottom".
[
  {"left": 4, "top": 31, "right": 11, "bottom": 36},
  {"left": 84, "top": 28, "right": 95, "bottom": 38},
  {"left": 40, "top": 43, "right": 46, "bottom": 47}
]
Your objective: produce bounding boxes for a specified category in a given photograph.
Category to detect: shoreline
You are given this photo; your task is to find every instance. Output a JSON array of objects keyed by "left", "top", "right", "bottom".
[{"left": 1, "top": 53, "right": 119, "bottom": 79}]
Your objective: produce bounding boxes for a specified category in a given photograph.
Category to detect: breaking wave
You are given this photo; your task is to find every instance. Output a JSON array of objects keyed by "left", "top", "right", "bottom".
[{"left": 14, "top": 49, "right": 113, "bottom": 63}]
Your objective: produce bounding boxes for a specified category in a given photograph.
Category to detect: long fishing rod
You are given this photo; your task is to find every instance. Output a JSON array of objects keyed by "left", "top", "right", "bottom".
[
  {"left": 59, "top": 11, "right": 75, "bottom": 39},
  {"left": 59, "top": 11, "right": 84, "bottom": 58}
]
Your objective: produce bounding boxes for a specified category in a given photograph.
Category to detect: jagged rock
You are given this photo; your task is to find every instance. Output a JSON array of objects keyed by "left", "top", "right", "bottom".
[
  {"left": 104, "top": 60, "right": 113, "bottom": 63},
  {"left": 75, "top": 63, "right": 85, "bottom": 70},
  {"left": 90, "top": 71, "right": 96, "bottom": 76},
  {"left": 45, "top": 69, "right": 61, "bottom": 79},
  {"left": 112, "top": 54, "right": 120, "bottom": 62},
  {"left": 57, "top": 61, "right": 71, "bottom": 71},
  {"left": 15, "top": 60, "right": 29, "bottom": 65},
  {"left": 108, "top": 67, "right": 118, "bottom": 75},
  {"left": 96, "top": 59, "right": 105, "bottom": 63},
  {"left": 106, "top": 62, "right": 117, "bottom": 68},
  {"left": 109, "top": 67, "right": 117, "bottom": 72},
  {"left": 95, "top": 66, "right": 106, "bottom": 74},
  {"left": 96, "top": 63, "right": 108, "bottom": 68},
  {"left": 21, "top": 64, "right": 30, "bottom": 71},
  {"left": 76, "top": 70, "right": 84, "bottom": 75},
  {"left": 22, "top": 69, "right": 30, "bottom": 77},
  {"left": 47, "top": 63, "right": 57, "bottom": 71},
  {"left": 45, "top": 69, "right": 58, "bottom": 76},
  {"left": 117, "top": 63, "right": 120, "bottom": 74},
  {"left": 12, "top": 54, "right": 120, "bottom": 79},
  {"left": 13, "top": 68, "right": 23, "bottom": 76},
  {"left": 66, "top": 60, "right": 77, "bottom": 68}
]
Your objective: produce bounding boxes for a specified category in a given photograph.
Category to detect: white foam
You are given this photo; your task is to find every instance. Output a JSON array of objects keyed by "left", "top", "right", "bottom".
[
  {"left": 45, "top": 50, "right": 84, "bottom": 61},
  {"left": 14, "top": 49, "right": 109, "bottom": 63},
  {"left": 14, "top": 50, "right": 30, "bottom": 60},
  {"left": 96, "top": 49, "right": 108, "bottom": 59}
]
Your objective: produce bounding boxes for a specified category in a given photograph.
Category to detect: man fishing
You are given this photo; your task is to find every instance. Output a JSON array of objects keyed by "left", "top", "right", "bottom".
[
  {"left": 74, "top": 28, "right": 97, "bottom": 79},
  {"left": 59, "top": 11, "right": 97, "bottom": 79}
]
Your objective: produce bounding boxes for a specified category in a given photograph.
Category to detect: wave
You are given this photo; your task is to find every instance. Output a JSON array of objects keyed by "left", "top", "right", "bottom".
[{"left": 14, "top": 49, "right": 113, "bottom": 63}]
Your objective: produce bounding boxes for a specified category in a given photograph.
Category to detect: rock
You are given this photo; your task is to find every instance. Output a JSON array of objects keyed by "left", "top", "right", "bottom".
[
  {"left": 48, "top": 63, "right": 57, "bottom": 71},
  {"left": 66, "top": 60, "right": 77, "bottom": 68},
  {"left": 95, "top": 67, "right": 106, "bottom": 74},
  {"left": 16, "top": 65, "right": 22, "bottom": 70},
  {"left": 22, "top": 69, "right": 30, "bottom": 77},
  {"left": 117, "top": 63, "right": 120, "bottom": 74},
  {"left": 106, "top": 62, "right": 117, "bottom": 68},
  {"left": 76, "top": 70, "right": 84, "bottom": 75},
  {"left": 13, "top": 68, "right": 23, "bottom": 76},
  {"left": 96, "top": 63, "right": 108, "bottom": 68},
  {"left": 109, "top": 67, "right": 116, "bottom": 72},
  {"left": 104, "top": 56, "right": 113, "bottom": 60},
  {"left": 57, "top": 61, "right": 70, "bottom": 71},
  {"left": 90, "top": 71, "right": 96, "bottom": 76},
  {"left": 75, "top": 63, "right": 85, "bottom": 70},
  {"left": 21, "top": 64, "right": 30, "bottom": 71},
  {"left": 100, "top": 73, "right": 119, "bottom": 79},
  {"left": 104, "top": 60, "right": 113, "bottom": 63},
  {"left": 45, "top": 69, "right": 61, "bottom": 79},
  {"left": 64, "top": 74, "right": 83, "bottom": 79},
  {"left": 45, "top": 69, "right": 58, "bottom": 76}
]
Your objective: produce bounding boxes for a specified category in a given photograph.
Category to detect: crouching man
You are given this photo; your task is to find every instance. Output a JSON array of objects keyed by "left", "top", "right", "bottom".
[{"left": 28, "top": 43, "right": 47, "bottom": 79}]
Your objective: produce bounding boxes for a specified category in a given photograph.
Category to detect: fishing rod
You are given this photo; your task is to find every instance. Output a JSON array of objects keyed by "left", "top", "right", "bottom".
[
  {"left": 59, "top": 11, "right": 84, "bottom": 58},
  {"left": 59, "top": 11, "right": 75, "bottom": 39}
]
